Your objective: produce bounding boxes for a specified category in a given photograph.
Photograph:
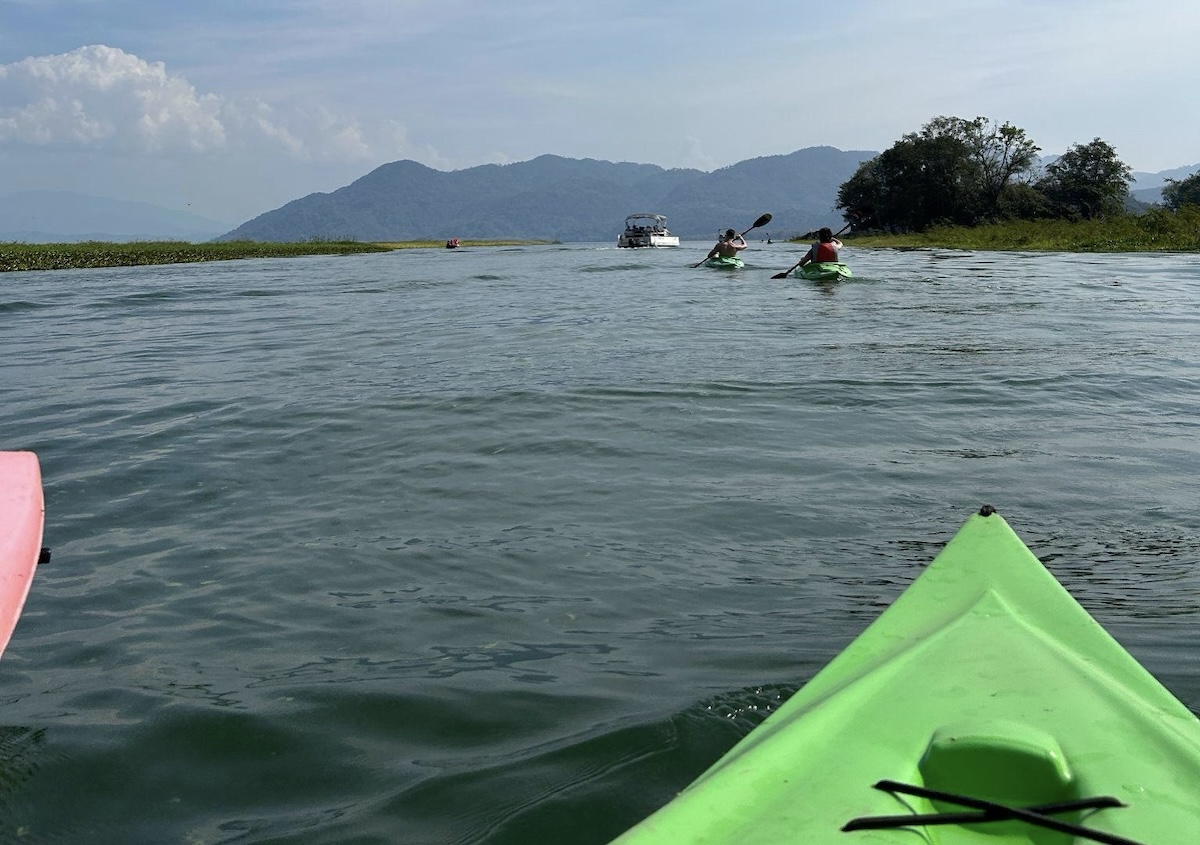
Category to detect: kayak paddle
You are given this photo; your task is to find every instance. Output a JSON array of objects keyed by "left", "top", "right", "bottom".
[
  {"left": 693, "top": 213, "right": 772, "bottom": 268},
  {"left": 771, "top": 219, "right": 855, "bottom": 279}
]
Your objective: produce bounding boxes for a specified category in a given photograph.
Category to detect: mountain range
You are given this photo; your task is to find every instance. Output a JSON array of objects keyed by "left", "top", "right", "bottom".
[
  {"left": 216, "top": 147, "right": 881, "bottom": 243},
  {"left": 1129, "top": 163, "right": 1199, "bottom": 204},
  {"left": 3, "top": 151, "right": 1196, "bottom": 244}
]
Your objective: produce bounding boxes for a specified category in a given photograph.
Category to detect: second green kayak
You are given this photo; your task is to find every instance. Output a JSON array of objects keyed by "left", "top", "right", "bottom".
[
  {"left": 797, "top": 261, "right": 851, "bottom": 281},
  {"left": 609, "top": 507, "right": 1200, "bottom": 844}
]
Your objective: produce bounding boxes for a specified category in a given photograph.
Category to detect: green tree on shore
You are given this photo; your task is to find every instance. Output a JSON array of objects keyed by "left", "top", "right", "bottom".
[
  {"left": 837, "top": 118, "right": 1135, "bottom": 232},
  {"left": 955, "top": 117, "right": 1042, "bottom": 211},
  {"left": 1036, "top": 138, "right": 1132, "bottom": 220},
  {"left": 1161, "top": 171, "right": 1200, "bottom": 210},
  {"left": 835, "top": 128, "right": 977, "bottom": 230},
  {"left": 837, "top": 116, "right": 1039, "bottom": 231}
]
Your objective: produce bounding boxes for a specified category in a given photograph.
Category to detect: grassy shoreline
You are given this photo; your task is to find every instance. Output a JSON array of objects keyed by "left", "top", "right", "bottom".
[
  {"left": 821, "top": 208, "right": 1200, "bottom": 253},
  {"left": 0, "top": 239, "right": 554, "bottom": 272},
  {"left": 7, "top": 214, "right": 1197, "bottom": 273}
]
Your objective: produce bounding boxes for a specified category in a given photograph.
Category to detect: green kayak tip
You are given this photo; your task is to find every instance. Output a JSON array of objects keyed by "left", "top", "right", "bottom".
[{"left": 609, "top": 507, "right": 1200, "bottom": 844}]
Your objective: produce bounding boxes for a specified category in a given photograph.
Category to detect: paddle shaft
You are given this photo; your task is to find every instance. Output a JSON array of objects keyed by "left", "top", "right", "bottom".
[
  {"left": 693, "top": 213, "right": 772, "bottom": 267},
  {"left": 771, "top": 219, "right": 854, "bottom": 279}
]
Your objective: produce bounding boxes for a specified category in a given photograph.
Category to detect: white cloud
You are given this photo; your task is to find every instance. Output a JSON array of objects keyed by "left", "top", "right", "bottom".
[
  {"left": 0, "top": 45, "right": 441, "bottom": 165},
  {"left": 0, "top": 46, "right": 226, "bottom": 152}
]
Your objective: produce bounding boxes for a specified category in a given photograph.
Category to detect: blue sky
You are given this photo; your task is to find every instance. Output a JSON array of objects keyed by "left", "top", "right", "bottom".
[{"left": 2, "top": 0, "right": 1198, "bottom": 224}]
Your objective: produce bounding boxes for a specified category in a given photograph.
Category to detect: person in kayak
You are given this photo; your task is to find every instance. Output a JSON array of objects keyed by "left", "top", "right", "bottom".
[
  {"left": 798, "top": 227, "right": 842, "bottom": 269},
  {"left": 706, "top": 229, "right": 747, "bottom": 262}
]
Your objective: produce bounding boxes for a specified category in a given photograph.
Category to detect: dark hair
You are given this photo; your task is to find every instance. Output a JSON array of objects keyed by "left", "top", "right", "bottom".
[
  {"left": 818, "top": 227, "right": 833, "bottom": 241},
  {"left": 725, "top": 229, "right": 736, "bottom": 239}
]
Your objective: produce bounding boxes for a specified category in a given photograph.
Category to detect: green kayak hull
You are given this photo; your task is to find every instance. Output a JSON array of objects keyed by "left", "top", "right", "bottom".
[
  {"left": 704, "top": 256, "right": 744, "bottom": 269},
  {"left": 610, "top": 509, "right": 1200, "bottom": 844},
  {"left": 797, "top": 261, "right": 851, "bottom": 281}
]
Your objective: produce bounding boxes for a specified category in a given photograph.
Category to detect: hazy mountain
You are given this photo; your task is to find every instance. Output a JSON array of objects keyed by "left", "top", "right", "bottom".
[
  {"left": 0, "top": 191, "right": 233, "bottom": 242},
  {"left": 1130, "top": 163, "right": 1200, "bottom": 204},
  {"left": 1131, "top": 163, "right": 1200, "bottom": 190},
  {"left": 217, "top": 148, "right": 880, "bottom": 243},
  {"left": 10, "top": 153, "right": 1193, "bottom": 245}
]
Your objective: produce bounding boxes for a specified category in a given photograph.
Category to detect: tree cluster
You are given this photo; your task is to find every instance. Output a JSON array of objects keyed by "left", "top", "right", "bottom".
[{"left": 836, "top": 116, "right": 1137, "bottom": 232}]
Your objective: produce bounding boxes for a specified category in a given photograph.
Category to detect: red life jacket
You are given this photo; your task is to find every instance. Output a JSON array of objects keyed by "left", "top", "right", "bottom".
[{"left": 814, "top": 241, "right": 839, "bottom": 262}]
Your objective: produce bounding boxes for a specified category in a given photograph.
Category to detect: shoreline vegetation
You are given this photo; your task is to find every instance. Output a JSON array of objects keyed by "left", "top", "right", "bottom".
[
  {"left": 3, "top": 212, "right": 1197, "bottom": 273},
  {"left": 803, "top": 208, "right": 1200, "bottom": 253},
  {"left": 0, "top": 239, "right": 554, "bottom": 272}
]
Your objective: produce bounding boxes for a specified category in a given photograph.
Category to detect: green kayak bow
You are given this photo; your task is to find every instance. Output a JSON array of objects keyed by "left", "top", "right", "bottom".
[{"left": 610, "top": 508, "right": 1200, "bottom": 844}]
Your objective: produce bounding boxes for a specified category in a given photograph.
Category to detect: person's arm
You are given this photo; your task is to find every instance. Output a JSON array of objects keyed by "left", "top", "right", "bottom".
[
  {"left": 831, "top": 238, "right": 843, "bottom": 250},
  {"left": 732, "top": 236, "right": 748, "bottom": 251},
  {"left": 798, "top": 246, "right": 814, "bottom": 266}
]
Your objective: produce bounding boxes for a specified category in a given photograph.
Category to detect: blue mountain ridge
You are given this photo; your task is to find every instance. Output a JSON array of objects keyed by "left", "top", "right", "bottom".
[
  {"left": 5, "top": 151, "right": 1193, "bottom": 244},
  {"left": 219, "top": 148, "right": 880, "bottom": 242},
  {"left": 217, "top": 149, "right": 1197, "bottom": 243}
]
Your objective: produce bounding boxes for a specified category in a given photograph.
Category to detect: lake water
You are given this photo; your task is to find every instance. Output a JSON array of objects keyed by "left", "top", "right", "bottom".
[{"left": 2, "top": 242, "right": 1199, "bottom": 843}]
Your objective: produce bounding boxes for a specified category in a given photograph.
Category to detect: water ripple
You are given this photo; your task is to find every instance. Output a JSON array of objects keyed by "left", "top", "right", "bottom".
[{"left": 1, "top": 245, "right": 1198, "bottom": 843}]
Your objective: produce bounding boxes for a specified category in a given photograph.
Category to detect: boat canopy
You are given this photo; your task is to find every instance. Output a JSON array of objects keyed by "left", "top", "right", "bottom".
[{"left": 624, "top": 213, "right": 668, "bottom": 226}]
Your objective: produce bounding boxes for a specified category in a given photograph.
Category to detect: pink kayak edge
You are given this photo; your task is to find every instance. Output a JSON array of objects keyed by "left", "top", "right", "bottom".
[{"left": 0, "top": 451, "right": 44, "bottom": 659}]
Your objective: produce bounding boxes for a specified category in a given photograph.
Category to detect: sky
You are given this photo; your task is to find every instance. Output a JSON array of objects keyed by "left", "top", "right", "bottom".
[{"left": 2, "top": 0, "right": 1198, "bottom": 225}]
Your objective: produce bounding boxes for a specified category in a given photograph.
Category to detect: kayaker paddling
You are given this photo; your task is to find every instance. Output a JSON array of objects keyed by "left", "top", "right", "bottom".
[
  {"left": 692, "top": 213, "right": 771, "bottom": 269},
  {"left": 771, "top": 220, "right": 853, "bottom": 278},
  {"left": 797, "top": 227, "right": 842, "bottom": 270},
  {"left": 706, "top": 228, "right": 747, "bottom": 263}
]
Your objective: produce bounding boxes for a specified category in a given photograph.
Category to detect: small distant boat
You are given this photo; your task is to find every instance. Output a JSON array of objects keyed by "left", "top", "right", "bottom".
[
  {"left": 617, "top": 213, "right": 680, "bottom": 248},
  {"left": 445, "top": 238, "right": 461, "bottom": 249}
]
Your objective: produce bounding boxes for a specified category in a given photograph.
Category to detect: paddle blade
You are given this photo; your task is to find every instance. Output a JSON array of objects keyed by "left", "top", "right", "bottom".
[
  {"left": 770, "top": 272, "right": 788, "bottom": 279},
  {"left": 752, "top": 213, "right": 772, "bottom": 229}
]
